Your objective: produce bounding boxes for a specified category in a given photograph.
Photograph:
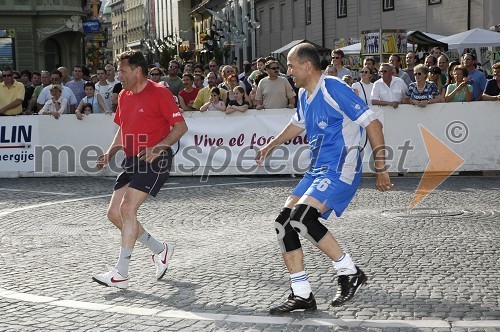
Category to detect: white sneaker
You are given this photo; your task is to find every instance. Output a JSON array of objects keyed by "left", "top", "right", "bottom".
[
  {"left": 152, "top": 242, "right": 174, "bottom": 280},
  {"left": 92, "top": 267, "right": 129, "bottom": 289}
]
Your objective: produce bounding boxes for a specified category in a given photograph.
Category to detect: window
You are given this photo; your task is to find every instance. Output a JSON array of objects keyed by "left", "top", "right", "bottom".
[
  {"left": 44, "top": 39, "right": 60, "bottom": 72},
  {"left": 280, "top": 3, "right": 285, "bottom": 31},
  {"left": 0, "top": 36, "right": 15, "bottom": 69},
  {"left": 269, "top": 6, "right": 274, "bottom": 32},
  {"left": 305, "top": 0, "right": 311, "bottom": 25},
  {"left": 428, "top": 0, "right": 441, "bottom": 4},
  {"left": 337, "top": 0, "right": 347, "bottom": 18},
  {"left": 383, "top": 0, "right": 394, "bottom": 11},
  {"left": 259, "top": 9, "right": 263, "bottom": 35}
]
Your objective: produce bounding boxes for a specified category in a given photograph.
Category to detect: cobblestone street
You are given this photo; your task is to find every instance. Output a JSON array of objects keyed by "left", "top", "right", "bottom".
[{"left": 0, "top": 175, "right": 499, "bottom": 331}]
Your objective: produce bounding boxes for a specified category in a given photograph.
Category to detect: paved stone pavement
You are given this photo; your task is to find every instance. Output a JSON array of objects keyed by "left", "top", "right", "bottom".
[{"left": 0, "top": 175, "right": 499, "bottom": 332}]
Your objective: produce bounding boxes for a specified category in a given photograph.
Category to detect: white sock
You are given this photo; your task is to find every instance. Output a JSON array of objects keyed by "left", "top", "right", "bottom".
[
  {"left": 137, "top": 230, "right": 165, "bottom": 254},
  {"left": 290, "top": 271, "right": 312, "bottom": 298},
  {"left": 332, "top": 252, "right": 357, "bottom": 275},
  {"left": 115, "top": 247, "right": 133, "bottom": 277}
]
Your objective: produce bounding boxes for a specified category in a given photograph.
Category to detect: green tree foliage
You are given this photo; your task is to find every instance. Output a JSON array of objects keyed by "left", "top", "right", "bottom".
[{"left": 159, "top": 45, "right": 177, "bottom": 69}]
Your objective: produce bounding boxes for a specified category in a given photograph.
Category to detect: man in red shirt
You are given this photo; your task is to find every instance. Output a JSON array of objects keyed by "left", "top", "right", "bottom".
[
  {"left": 178, "top": 73, "right": 199, "bottom": 111},
  {"left": 93, "top": 50, "right": 188, "bottom": 289}
]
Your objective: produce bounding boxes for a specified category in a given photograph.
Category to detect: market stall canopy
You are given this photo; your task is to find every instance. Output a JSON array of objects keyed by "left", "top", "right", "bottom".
[
  {"left": 271, "top": 40, "right": 331, "bottom": 70},
  {"left": 270, "top": 39, "right": 330, "bottom": 57},
  {"left": 407, "top": 31, "right": 448, "bottom": 49},
  {"left": 338, "top": 42, "right": 362, "bottom": 55},
  {"left": 439, "top": 28, "right": 500, "bottom": 55}
]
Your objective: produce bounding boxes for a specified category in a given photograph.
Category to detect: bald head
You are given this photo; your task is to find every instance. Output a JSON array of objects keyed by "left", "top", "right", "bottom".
[{"left": 289, "top": 43, "right": 321, "bottom": 70}]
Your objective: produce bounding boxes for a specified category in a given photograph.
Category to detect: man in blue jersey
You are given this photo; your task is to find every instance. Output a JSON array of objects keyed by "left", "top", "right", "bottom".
[{"left": 256, "top": 43, "right": 393, "bottom": 314}]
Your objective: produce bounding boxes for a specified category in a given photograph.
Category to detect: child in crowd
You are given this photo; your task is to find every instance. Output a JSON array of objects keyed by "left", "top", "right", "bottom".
[
  {"left": 75, "top": 82, "right": 110, "bottom": 120},
  {"left": 82, "top": 103, "right": 93, "bottom": 115},
  {"left": 200, "top": 87, "right": 226, "bottom": 112},
  {"left": 226, "top": 86, "right": 249, "bottom": 114}
]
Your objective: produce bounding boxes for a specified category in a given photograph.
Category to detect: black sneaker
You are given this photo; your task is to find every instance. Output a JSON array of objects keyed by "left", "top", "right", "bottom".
[
  {"left": 331, "top": 266, "right": 368, "bottom": 306},
  {"left": 269, "top": 291, "right": 317, "bottom": 314}
]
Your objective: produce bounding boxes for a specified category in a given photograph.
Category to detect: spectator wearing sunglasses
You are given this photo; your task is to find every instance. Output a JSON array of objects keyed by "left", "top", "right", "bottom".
[
  {"left": 371, "top": 63, "right": 408, "bottom": 109},
  {"left": 403, "top": 64, "right": 441, "bottom": 107},
  {"left": 0, "top": 67, "right": 25, "bottom": 115},
  {"left": 162, "top": 60, "right": 183, "bottom": 97},
  {"left": 330, "top": 49, "right": 352, "bottom": 79},
  {"left": 149, "top": 67, "right": 168, "bottom": 88},
  {"left": 254, "top": 60, "right": 296, "bottom": 110},
  {"left": 352, "top": 66, "right": 374, "bottom": 106}
]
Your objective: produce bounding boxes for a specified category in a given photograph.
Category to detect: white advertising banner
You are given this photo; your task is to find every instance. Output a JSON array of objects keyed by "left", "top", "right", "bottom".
[
  {"left": 0, "top": 116, "right": 39, "bottom": 172},
  {"left": 1, "top": 102, "right": 500, "bottom": 178},
  {"left": 172, "top": 110, "right": 311, "bottom": 176}
]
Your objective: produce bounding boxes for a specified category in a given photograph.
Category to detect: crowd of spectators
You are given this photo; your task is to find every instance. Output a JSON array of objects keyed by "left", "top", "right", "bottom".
[
  {"left": 0, "top": 64, "right": 120, "bottom": 118},
  {"left": 1, "top": 46, "right": 498, "bottom": 118},
  {"left": 324, "top": 47, "right": 498, "bottom": 108}
]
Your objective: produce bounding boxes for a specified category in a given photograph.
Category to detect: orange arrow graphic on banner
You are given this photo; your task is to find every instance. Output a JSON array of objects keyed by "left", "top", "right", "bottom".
[{"left": 410, "top": 124, "right": 465, "bottom": 209}]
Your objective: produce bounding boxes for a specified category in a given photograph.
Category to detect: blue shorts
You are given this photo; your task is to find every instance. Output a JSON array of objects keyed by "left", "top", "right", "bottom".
[
  {"left": 114, "top": 149, "right": 173, "bottom": 197},
  {"left": 291, "top": 171, "right": 361, "bottom": 219}
]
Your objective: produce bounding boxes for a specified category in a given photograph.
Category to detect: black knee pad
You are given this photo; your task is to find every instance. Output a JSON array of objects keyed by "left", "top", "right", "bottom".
[
  {"left": 274, "top": 207, "right": 302, "bottom": 253},
  {"left": 290, "top": 204, "right": 328, "bottom": 245}
]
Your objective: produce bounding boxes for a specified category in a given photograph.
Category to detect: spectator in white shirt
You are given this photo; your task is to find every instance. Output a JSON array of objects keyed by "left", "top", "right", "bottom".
[
  {"left": 371, "top": 63, "right": 408, "bottom": 109},
  {"left": 352, "top": 66, "right": 374, "bottom": 106},
  {"left": 37, "top": 69, "right": 77, "bottom": 113},
  {"left": 38, "top": 84, "right": 68, "bottom": 119}
]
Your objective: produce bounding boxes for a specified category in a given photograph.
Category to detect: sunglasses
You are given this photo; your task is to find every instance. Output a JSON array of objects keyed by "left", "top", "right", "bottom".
[
  {"left": 415, "top": 72, "right": 423, "bottom": 76},
  {"left": 332, "top": 56, "right": 341, "bottom": 59},
  {"left": 360, "top": 71, "right": 370, "bottom": 74},
  {"left": 268, "top": 67, "right": 280, "bottom": 70},
  {"left": 379, "top": 70, "right": 388, "bottom": 73},
  {"left": 2, "top": 74, "right": 13, "bottom": 77},
  {"left": 150, "top": 73, "right": 161, "bottom": 76}
]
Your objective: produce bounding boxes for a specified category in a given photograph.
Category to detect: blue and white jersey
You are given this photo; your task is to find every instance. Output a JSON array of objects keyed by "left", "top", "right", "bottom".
[{"left": 291, "top": 75, "right": 377, "bottom": 184}]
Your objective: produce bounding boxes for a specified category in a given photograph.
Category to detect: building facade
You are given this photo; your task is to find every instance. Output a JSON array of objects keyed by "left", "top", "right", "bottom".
[
  {"left": 124, "top": 0, "right": 146, "bottom": 51},
  {"left": 3, "top": 0, "right": 496, "bottom": 72},
  {"left": 0, "top": 0, "right": 85, "bottom": 71},
  {"left": 110, "top": 0, "right": 127, "bottom": 59},
  {"left": 190, "top": 0, "right": 259, "bottom": 67},
  {"left": 254, "top": 0, "right": 500, "bottom": 57},
  {"left": 100, "top": 0, "right": 113, "bottom": 63}
]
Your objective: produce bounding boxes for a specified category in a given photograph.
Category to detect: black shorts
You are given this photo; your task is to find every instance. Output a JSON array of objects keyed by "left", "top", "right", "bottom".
[{"left": 114, "top": 149, "right": 173, "bottom": 197}]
